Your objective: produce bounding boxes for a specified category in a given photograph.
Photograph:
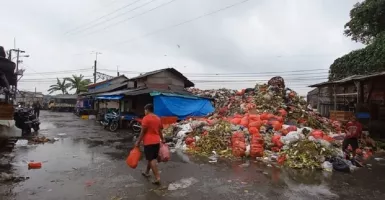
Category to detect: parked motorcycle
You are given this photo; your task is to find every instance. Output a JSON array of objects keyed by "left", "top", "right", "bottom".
[
  {"left": 129, "top": 117, "right": 142, "bottom": 133},
  {"left": 14, "top": 108, "right": 40, "bottom": 136},
  {"left": 100, "top": 111, "right": 120, "bottom": 132}
]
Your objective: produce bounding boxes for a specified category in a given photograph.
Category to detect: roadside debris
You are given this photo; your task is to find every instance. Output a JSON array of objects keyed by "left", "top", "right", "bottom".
[
  {"left": 167, "top": 177, "right": 199, "bottom": 191},
  {"left": 165, "top": 77, "right": 375, "bottom": 171},
  {"left": 28, "top": 162, "right": 42, "bottom": 169}
]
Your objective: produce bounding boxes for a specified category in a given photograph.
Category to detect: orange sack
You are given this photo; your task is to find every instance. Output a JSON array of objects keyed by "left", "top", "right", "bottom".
[{"left": 126, "top": 147, "right": 141, "bottom": 169}]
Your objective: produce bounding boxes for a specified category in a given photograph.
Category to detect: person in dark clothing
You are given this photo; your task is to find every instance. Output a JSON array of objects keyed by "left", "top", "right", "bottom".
[{"left": 33, "top": 101, "right": 41, "bottom": 118}]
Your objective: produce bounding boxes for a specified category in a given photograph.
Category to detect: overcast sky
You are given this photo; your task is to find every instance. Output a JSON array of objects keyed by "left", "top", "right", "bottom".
[{"left": 0, "top": 0, "right": 363, "bottom": 95}]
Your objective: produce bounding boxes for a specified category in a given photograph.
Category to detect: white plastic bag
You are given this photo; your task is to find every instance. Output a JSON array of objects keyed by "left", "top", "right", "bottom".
[
  {"left": 280, "top": 131, "right": 304, "bottom": 145},
  {"left": 322, "top": 161, "right": 333, "bottom": 172}
]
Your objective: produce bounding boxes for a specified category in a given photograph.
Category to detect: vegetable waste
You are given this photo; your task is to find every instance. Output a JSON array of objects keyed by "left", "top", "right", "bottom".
[{"left": 166, "top": 77, "right": 374, "bottom": 170}]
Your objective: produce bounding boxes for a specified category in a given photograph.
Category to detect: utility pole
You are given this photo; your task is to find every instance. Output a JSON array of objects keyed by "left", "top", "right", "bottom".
[
  {"left": 10, "top": 48, "right": 26, "bottom": 99},
  {"left": 92, "top": 51, "right": 102, "bottom": 84}
]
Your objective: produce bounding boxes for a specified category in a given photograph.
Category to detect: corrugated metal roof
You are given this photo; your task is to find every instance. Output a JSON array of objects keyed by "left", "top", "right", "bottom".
[
  {"left": 53, "top": 94, "right": 78, "bottom": 99},
  {"left": 129, "top": 68, "right": 195, "bottom": 88},
  {"left": 96, "top": 86, "right": 213, "bottom": 100},
  {"left": 309, "top": 72, "right": 385, "bottom": 87}
]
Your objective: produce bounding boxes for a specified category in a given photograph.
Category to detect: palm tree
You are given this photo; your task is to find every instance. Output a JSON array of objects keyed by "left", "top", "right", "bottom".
[
  {"left": 65, "top": 74, "right": 92, "bottom": 94},
  {"left": 48, "top": 78, "right": 71, "bottom": 94}
]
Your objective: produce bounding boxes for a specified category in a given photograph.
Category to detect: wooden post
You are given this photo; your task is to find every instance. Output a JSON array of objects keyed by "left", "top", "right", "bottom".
[
  {"left": 333, "top": 85, "right": 337, "bottom": 110},
  {"left": 317, "top": 88, "right": 320, "bottom": 113}
]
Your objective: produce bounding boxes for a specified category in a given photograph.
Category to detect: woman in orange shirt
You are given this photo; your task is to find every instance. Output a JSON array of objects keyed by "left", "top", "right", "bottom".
[{"left": 135, "top": 104, "right": 164, "bottom": 184}]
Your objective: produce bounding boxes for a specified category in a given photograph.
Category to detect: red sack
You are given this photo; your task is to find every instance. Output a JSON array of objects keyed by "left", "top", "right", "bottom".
[
  {"left": 278, "top": 109, "right": 287, "bottom": 117},
  {"left": 322, "top": 135, "right": 334, "bottom": 142},
  {"left": 240, "top": 117, "right": 249, "bottom": 127},
  {"left": 286, "top": 126, "right": 297, "bottom": 132},
  {"left": 158, "top": 143, "right": 170, "bottom": 162},
  {"left": 250, "top": 135, "right": 264, "bottom": 158},
  {"left": 272, "top": 135, "right": 284, "bottom": 148},
  {"left": 277, "top": 154, "right": 286, "bottom": 165},
  {"left": 249, "top": 114, "right": 260, "bottom": 121},
  {"left": 231, "top": 132, "right": 245, "bottom": 145},
  {"left": 250, "top": 145, "right": 264, "bottom": 158},
  {"left": 232, "top": 141, "right": 246, "bottom": 157},
  {"left": 249, "top": 127, "right": 259, "bottom": 135},
  {"left": 230, "top": 118, "right": 241, "bottom": 125},
  {"left": 311, "top": 130, "right": 324, "bottom": 139},
  {"left": 126, "top": 147, "right": 141, "bottom": 169},
  {"left": 185, "top": 137, "right": 195, "bottom": 145},
  {"left": 249, "top": 121, "right": 262, "bottom": 129},
  {"left": 260, "top": 113, "right": 269, "bottom": 120}
]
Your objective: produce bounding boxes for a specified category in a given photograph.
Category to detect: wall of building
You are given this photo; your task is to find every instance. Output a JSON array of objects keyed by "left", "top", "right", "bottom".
[{"left": 146, "top": 71, "right": 185, "bottom": 87}]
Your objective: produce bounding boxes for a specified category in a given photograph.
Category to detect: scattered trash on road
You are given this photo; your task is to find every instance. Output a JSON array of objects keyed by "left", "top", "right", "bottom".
[{"left": 168, "top": 177, "right": 199, "bottom": 191}]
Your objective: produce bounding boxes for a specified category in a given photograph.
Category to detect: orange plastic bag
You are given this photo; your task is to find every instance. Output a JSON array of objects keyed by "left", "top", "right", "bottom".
[
  {"left": 230, "top": 118, "right": 241, "bottom": 125},
  {"left": 28, "top": 162, "right": 42, "bottom": 169},
  {"left": 249, "top": 121, "right": 262, "bottom": 129},
  {"left": 311, "top": 130, "right": 324, "bottom": 139},
  {"left": 249, "top": 127, "right": 259, "bottom": 135},
  {"left": 126, "top": 147, "right": 141, "bottom": 169},
  {"left": 272, "top": 135, "right": 284, "bottom": 148},
  {"left": 158, "top": 143, "right": 170, "bottom": 162}
]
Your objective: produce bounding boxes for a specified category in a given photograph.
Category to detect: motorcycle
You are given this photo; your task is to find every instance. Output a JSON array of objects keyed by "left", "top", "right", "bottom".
[
  {"left": 14, "top": 107, "right": 40, "bottom": 136},
  {"left": 100, "top": 111, "right": 120, "bottom": 132},
  {"left": 129, "top": 117, "right": 142, "bottom": 133}
]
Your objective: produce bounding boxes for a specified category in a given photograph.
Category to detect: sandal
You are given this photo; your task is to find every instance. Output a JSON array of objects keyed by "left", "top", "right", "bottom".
[
  {"left": 152, "top": 179, "right": 161, "bottom": 185},
  {"left": 141, "top": 172, "right": 150, "bottom": 177}
]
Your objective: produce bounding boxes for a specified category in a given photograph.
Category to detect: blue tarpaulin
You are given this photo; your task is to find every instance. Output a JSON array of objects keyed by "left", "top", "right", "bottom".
[
  {"left": 153, "top": 95, "right": 214, "bottom": 119},
  {"left": 95, "top": 95, "right": 123, "bottom": 100}
]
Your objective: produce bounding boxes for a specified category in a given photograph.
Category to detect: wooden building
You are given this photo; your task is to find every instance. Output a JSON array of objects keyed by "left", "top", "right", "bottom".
[{"left": 308, "top": 72, "right": 385, "bottom": 137}]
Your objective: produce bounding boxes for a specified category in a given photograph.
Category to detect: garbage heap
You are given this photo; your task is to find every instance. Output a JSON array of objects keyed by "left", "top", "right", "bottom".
[{"left": 166, "top": 77, "right": 373, "bottom": 171}]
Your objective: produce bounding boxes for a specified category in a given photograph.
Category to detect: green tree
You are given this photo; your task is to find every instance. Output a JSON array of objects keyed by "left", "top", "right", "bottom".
[
  {"left": 47, "top": 78, "right": 71, "bottom": 94},
  {"left": 344, "top": 0, "right": 385, "bottom": 44},
  {"left": 65, "top": 74, "right": 91, "bottom": 94},
  {"left": 329, "top": 33, "right": 385, "bottom": 81}
]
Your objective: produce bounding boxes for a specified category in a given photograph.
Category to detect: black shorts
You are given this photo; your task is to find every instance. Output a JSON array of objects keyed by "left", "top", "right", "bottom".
[
  {"left": 343, "top": 138, "right": 359, "bottom": 152},
  {"left": 144, "top": 143, "right": 160, "bottom": 161}
]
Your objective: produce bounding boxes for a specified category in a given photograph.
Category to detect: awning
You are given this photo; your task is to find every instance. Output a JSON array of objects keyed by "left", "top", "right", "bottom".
[{"left": 95, "top": 95, "right": 123, "bottom": 100}]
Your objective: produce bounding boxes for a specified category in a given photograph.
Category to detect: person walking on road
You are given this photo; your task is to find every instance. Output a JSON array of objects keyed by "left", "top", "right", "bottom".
[
  {"left": 33, "top": 101, "right": 41, "bottom": 118},
  {"left": 135, "top": 104, "right": 164, "bottom": 185}
]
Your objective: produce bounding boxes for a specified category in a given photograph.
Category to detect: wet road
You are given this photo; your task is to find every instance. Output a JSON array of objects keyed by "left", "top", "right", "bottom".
[{"left": 1, "top": 111, "right": 385, "bottom": 200}]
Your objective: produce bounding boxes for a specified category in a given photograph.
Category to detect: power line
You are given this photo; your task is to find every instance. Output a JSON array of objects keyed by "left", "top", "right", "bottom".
[
  {"left": 101, "top": 0, "right": 252, "bottom": 48},
  {"left": 66, "top": 0, "right": 144, "bottom": 34},
  {"left": 98, "top": 68, "right": 329, "bottom": 75},
  {"left": 77, "top": 0, "right": 179, "bottom": 37},
  {"left": 23, "top": 68, "right": 91, "bottom": 75}
]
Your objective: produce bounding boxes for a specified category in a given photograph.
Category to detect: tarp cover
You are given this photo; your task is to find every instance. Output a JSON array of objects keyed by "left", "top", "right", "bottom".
[
  {"left": 154, "top": 95, "right": 214, "bottom": 119},
  {"left": 95, "top": 95, "right": 123, "bottom": 100}
]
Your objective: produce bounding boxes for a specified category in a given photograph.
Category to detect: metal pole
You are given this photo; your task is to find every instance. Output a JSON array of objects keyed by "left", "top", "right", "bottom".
[
  {"left": 94, "top": 60, "right": 97, "bottom": 84},
  {"left": 15, "top": 49, "right": 20, "bottom": 99}
]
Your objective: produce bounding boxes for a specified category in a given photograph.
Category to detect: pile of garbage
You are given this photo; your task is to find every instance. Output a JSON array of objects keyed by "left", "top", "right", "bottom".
[{"left": 166, "top": 77, "right": 373, "bottom": 171}]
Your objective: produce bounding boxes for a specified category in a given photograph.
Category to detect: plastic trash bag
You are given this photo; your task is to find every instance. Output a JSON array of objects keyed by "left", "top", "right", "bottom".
[
  {"left": 126, "top": 147, "right": 141, "bottom": 169},
  {"left": 158, "top": 143, "right": 170, "bottom": 162},
  {"left": 280, "top": 131, "right": 304, "bottom": 145},
  {"left": 330, "top": 157, "right": 350, "bottom": 173},
  {"left": 322, "top": 161, "right": 333, "bottom": 172},
  {"left": 168, "top": 177, "right": 199, "bottom": 191}
]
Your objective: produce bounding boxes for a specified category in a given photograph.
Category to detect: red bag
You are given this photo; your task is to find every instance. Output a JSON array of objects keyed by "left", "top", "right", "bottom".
[
  {"left": 249, "top": 121, "right": 263, "bottom": 129},
  {"left": 250, "top": 135, "right": 264, "bottom": 158},
  {"left": 272, "top": 135, "right": 284, "bottom": 148},
  {"left": 249, "top": 127, "right": 259, "bottom": 135},
  {"left": 286, "top": 126, "right": 297, "bottom": 132},
  {"left": 230, "top": 118, "right": 241, "bottom": 125},
  {"left": 311, "top": 130, "right": 324, "bottom": 139},
  {"left": 126, "top": 147, "right": 141, "bottom": 169},
  {"left": 158, "top": 143, "right": 170, "bottom": 162}
]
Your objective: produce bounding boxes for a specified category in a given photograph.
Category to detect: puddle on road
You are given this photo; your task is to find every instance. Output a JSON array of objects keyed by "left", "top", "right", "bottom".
[{"left": 8, "top": 138, "right": 110, "bottom": 199}]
